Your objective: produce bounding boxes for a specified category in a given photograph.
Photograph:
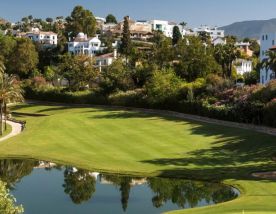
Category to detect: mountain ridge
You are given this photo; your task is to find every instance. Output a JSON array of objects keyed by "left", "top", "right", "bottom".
[{"left": 220, "top": 18, "right": 276, "bottom": 39}]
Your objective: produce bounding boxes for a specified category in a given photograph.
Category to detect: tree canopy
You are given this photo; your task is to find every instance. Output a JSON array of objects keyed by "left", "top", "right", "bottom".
[
  {"left": 65, "top": 5, "right": 96, "bottom": 38},
  {"left": 105, "top": 14, "right": 117, "bottom": 24}
]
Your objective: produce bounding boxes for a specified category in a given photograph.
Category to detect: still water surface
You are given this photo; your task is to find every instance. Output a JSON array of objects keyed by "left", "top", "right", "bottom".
[{"left": 0, "top": 159, "right": 239, "bottom": 214}]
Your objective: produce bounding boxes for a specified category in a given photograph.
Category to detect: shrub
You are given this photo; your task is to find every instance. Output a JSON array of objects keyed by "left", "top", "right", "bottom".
[
  {"left": 0, "top": 180, "right": 23, "bottom": 214},
  {"left": 179, "top": 78, "right": 206, "bottom": 99},
  {"left": 251, "top": 80, "right": 276, "bottom": 103},
  {"left": 24, "top": 86, "right": 108, "bottom": 105},
  {"left": 263, "top": 99, "right": 276, "bottom": 127},
  {"left": 205, "top": 74, "right": 233, "bottom": 95},
  {"left": 108, "top": 89, "right": 148, "bottom": 107},
  {"left": 146, "top": 68, "right": 182, "bottom": 104}
]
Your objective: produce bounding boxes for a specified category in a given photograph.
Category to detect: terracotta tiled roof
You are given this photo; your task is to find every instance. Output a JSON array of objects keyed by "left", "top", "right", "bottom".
[
  {"left": 96, "top": 52, "right": 114, "bottom": 58},
  {"left": 270, "top": 46, "right": 276, "bottom": 51},
  {"left": 27, "top": 31, "right": 57, "bottom": 35}
]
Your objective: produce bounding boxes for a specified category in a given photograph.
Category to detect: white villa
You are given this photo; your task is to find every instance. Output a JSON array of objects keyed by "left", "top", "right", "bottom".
[
  {"left": 260, "top": 32, "right": 276, "bottom": 84},
  {"left": 96, "top": 49, "right": 118, "bottom": 72},
  {"left": 193, "top": 25, "right": 224, "bottom": 40},
  {"left": 68, "top": 32, "right": 104, "bottom": 56},
  {"left": 149, "top": 20, "right": 176, "bottom": 38},
  {"left": 212, "top": 37, "right": 227, "bottom": 46},
  {"left": 235, "top": 59, "right": 253, "bottom": 75},
  {"left": 17, "top": 29, "right": 58, "bottom": 46}
]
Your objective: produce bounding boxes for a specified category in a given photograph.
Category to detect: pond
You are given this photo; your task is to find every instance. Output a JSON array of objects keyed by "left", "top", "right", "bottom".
[{"left": 0, "top": 159, "right": 239, "bottom": 214}]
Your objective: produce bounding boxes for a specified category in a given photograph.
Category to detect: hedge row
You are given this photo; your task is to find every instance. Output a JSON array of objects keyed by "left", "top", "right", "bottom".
[{"left": 24, "top": 87, "right": 276, "bottom": 128}]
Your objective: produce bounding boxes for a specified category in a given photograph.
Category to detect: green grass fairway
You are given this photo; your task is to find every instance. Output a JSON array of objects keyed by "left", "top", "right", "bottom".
[{"left": 1, "top": 104, "right": 276, "bottom": 214}]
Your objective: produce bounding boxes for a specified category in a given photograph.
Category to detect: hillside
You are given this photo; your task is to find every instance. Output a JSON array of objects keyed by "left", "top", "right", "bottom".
[{"left": 220, "top": 18, "right": 276, "bottom": 39}]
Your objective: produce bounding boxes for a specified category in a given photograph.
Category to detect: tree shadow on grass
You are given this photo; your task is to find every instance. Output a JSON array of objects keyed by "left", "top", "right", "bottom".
[
  {"left": 140, "top": 121, "right": 276, "bottom": 181},
  {"left": 87, "top": 109, "right": 276, "bottom": 181}
]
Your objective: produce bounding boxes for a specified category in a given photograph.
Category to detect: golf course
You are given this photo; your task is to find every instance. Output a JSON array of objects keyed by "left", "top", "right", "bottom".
[{"left": 1, "top": 103, "right": 276, "bottom": 214}]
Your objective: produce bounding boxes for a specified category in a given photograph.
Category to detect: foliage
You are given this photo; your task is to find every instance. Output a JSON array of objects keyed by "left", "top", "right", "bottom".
[
  {"left": 263, "top": 99, "right": 276, "bottom": 127},
  {"left": 120, "top": 16, "right": 132, "bottom": 57},
  {"left": 250, "top": 80, "right": 276, "bottom": 103},
  {"left": 262, "top": 50, "right": 276, "bottom": 78},
  {"left": 108, "top": 89, "right": 147, "bottom": 107},
  {"left": 205, "top": 74, "right": 233, "bottom": 95},
  {"left": 65, "top": 5, "right": 96, "bottom": 38},
  {"left": 0, "top": 180, "right": 24, "bottom": 214},
  {"left": 152, "top": 36, "right": 174, "bottom": 69},
  {"left": 146, "top": 68, "right": 182, "bottom": 104},
  {"left": 58, "top": 54, "right": 99, "bottom": 91},
  {"left": 100, "top": 59, "right": 134, "bottom": 93},
  {"left": 214, "top": 44, "right": 241, "bottom": 78},
  {"left": 175, "top": 37, "right": 221, "bottom": 81},
  {"left": 172, "top": 26, "right": 182, "bottom": 45},
  {"left": 8, "top": 38, "right": 39, "bottom": 77},
  {"left": 24, "top": 86, "right": 108, "bottom": 105},
  {"left": 105, "top": 14, "right": 117, "bottom": 24}
]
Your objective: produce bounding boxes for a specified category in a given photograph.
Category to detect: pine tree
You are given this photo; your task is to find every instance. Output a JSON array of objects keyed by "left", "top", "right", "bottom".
[
  {"left": 172, "top": 26, "right": 182, "bottom": 46},
  {"left": 120, "top": 16, "right": 132, "bottom": 57}
]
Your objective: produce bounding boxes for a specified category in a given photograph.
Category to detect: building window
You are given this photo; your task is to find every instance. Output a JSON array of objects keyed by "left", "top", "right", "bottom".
[
  {"left": 273, "top": 40, "right": 275, "bottom": 46},
  {"left": 266, "top": 35, "right": 268, "bottom": 40},
  {"left": 262, "top": 35, "right": 264, "bottom": 40}
]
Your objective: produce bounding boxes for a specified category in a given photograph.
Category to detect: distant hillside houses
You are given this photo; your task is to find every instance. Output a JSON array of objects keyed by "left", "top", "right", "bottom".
[
  {"left": 98, "top": 16, "right": 225, "bottom": 43},
  {"left": 16, "top": 28, "right": 58, "bottom": 46}
]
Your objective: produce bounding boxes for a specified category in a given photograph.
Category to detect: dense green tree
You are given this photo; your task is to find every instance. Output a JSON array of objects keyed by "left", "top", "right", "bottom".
[
  {"left": 152, "top": 37, "right": 174, "bottom": 68},
  {"left": 105, "top": 14, "right": 117, "bottom": 24},
  {"left": 21, "top": 17, "right": 29, "bottom": 23},
  {"left": 175, "top": 36, "right": 221, "bottom": 81},
  {"left": 44, "top": 66, "right": 57, "bottom": 82},
  {"left": 172, "top": 26, "right": 182, "bottom": 46},
  {"left": 101, "top": 59, "right": 134, "bottom": 93},
  {"left": 198, "top": 31, "right": 211, "bottom": 44},
  {"left": 0, "top": 35, "right": 17, "bottom": 64},
  {"left": 8, "top": 38, "right": 39, "bottom": 77},
  {"left": 46, "top": 17, "right": 53, "bottom": 23},
  {"left": 146, "top": 68, "right": 182, "bottom": 104},
  {"left": 58, "top": 54, "right": 98, "bottom": 91},
  {"left": 120, "top": 16, "right": 132, "bottom": 57},
  {"left": 225, "top": 35, "right": 237, "bottom": 45},
  {"left": 65, "top": 5, "right": 96, "bottom": 38}
]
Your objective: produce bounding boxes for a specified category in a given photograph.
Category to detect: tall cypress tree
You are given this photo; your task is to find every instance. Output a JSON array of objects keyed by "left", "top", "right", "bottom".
[
  {"left": 172, "top": 26, "right": 182, "bottom": 46},
  {"left": 120, "top": 16, "right": 132, "bottom": 57}
]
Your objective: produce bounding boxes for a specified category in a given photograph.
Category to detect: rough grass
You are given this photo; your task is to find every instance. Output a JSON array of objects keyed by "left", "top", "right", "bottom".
[{"left": 1, "top": 103, "right": 276, "bottom": 214}]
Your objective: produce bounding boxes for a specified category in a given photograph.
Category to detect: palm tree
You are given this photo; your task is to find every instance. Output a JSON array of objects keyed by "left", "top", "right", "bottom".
[
  {"left": 0, "top": 74, "right": 24, "bottom": 135},
  {"left": 0, "top": 60, "right": 5, "bottom": 76},
  {"left": 262, "top": 50, "right": 276, "bottom": 80},
  {"left": 214, "top": 44, "right": 240, "bottom": 78}
]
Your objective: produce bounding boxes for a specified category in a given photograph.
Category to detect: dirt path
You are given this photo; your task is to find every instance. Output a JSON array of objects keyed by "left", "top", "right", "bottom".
[{"left": 0, "top": 120, "right": 22, "bottom": 142}]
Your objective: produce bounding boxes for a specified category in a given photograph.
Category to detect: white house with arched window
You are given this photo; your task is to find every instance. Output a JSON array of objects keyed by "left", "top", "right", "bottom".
[{"left": 68, "top": 32, "right": 104, "bottom": 56}]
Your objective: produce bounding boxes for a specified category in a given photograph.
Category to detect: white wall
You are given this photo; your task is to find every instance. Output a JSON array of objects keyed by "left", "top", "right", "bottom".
[{"left": 260, "top": 32, "right": 276, "bottom": 84}]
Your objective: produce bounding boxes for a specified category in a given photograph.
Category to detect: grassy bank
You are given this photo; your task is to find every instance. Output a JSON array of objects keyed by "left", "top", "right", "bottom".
[{"left": 1, "top": 103, "right": 276, "bottom": 213}]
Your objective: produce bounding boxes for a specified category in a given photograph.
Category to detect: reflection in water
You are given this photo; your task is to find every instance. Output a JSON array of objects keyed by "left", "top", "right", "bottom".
[
  {"left": 0, "top": 159, "right": 239, "bottom": 213},
  {"left": 63, "top": 167, "right": 96, "bottom": 204}
]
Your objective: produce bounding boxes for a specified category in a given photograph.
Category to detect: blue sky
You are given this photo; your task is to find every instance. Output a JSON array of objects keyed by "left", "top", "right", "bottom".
[{"left": 0, "top": 0, "right": 275, "bottom": 27}]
